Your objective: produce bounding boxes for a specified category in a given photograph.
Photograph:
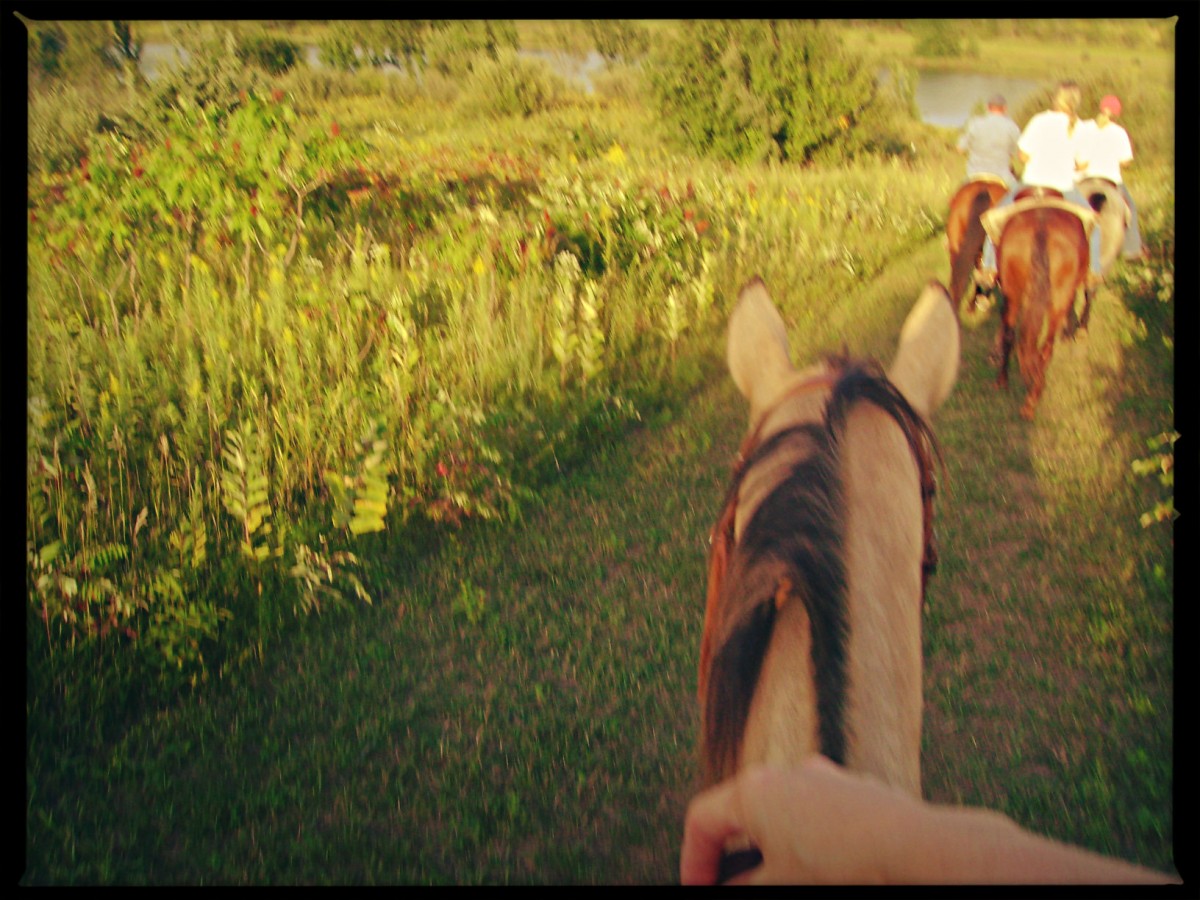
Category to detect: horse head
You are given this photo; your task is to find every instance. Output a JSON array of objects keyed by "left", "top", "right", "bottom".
[{"left": 700, "top": 278, "right": 959, "bottom": 799}]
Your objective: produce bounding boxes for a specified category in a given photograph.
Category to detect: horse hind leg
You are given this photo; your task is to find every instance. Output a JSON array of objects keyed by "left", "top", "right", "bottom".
[
  {"left": 1064, "top": 294, "right": 1082, "bottom": 340},
  {"left": 995, "top": 318, "right": 1015, "bottom": 390},
  {"left": 1079, "top": 286, "right": 1095, "bottom": 331}
]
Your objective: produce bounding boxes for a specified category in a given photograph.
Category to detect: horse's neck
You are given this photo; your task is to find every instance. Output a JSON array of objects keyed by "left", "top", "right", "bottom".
[
  {"left": 740, "top": 403, "right": 924, "bottom": 797},
  {"left": 836, "top": 403, "right": 924, "bottom": 796}
]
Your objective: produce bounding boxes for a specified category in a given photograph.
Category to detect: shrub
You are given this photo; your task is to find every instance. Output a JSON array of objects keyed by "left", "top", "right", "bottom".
[
  {"left": 647, "top": 20, "right": 876, "bottom": 164},
  {"left": 456, "top": 50, "right": 568, "bottom": 119},
  {"left": 911, "top": 21, "right": 965, "bottom": 58},
  {"left": 591, "top": 61, "right": 645, "bottom": 106},
  {"left": 28, "top": 80, "right": 111, "bottom": 174},
  {"left": 426, "top": 20, "right": 519, "bottom": 78},
  {"left": 237, "top": 35, "right": 303, "bottom": 75},
  {"left": 584, "top": 20, "right": 651, "bottom": 62}
]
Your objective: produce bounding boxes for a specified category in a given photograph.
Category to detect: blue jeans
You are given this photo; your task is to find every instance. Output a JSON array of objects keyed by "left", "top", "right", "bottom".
[{"left": 981, "top": 186, "right": 1103, "bottom": 275}]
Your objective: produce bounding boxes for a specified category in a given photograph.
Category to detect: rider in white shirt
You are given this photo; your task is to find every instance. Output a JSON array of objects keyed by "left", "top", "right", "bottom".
[
  {"left": 1074, "top": 94, "right": 1146, "bottom": 260},
  {"left": 978, "top": 81, "right": 1104, "bottom": 288}
]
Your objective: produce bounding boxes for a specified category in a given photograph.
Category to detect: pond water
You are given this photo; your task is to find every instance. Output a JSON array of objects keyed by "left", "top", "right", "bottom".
[
  {"left": 136, "top": 43, "right": 1043, "bottom": 130},
  {"left": 915, "top": 69, "right": 1044, "bottom": 128}
]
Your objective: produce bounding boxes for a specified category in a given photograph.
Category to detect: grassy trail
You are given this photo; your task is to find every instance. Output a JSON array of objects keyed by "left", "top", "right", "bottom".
[{"left": 25, "top": 237, "right": 1173, "bottom": 883}]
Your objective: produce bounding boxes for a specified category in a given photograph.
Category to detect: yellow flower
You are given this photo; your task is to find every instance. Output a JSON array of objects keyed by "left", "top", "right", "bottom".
[
  {"left": 604, "top": 142, "right": 627, "bottom": 166},
  {"left": 473, "top": 256, "right": 486, "bottom": 277}
]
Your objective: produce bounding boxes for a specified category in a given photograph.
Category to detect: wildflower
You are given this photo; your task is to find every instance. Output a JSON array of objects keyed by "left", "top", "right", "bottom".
[
  {"left": 436, "top": 461, "right": 450, "bottom": 478},
  {"left": 695, "top": 220, "right": 710, "bottom": 235},
  {"left": 331, "top": 121, "right": 341, "bottom": 138}
]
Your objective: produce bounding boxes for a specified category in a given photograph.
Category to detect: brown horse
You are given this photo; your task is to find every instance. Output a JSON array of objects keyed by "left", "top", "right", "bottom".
[
  {"left": 1075, "top": 176, "right": 1129, "bottom": 332},
  {"left": 697, "top": 278, "right": 960, "bottom": 880},
  {"left": 947, "top": 178, "right": 1008, "bottom": 311},
  {"left": 994, "top": 198, "right": 1090, "bottom": 419}
]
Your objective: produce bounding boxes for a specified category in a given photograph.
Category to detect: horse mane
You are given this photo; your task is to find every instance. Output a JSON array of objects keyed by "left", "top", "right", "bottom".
[{"left": 701, "top": 358, "right": 940, "bottom": 786}]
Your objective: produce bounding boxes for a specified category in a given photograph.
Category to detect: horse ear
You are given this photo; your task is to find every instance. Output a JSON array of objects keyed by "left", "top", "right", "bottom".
[
  {"left": 727, "top": 278, "right": 796, "bottom": 414},
  {"left": 888, "top": 281, "right": 961, "bottom": 419}
]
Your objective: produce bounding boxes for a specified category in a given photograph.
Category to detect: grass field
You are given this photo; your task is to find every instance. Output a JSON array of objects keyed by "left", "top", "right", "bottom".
[
  {"left": 25, "top": 238, "right": 1177, "bottom": 883},
  {"left": 23, "top": 18, "right": 1180, "bottom": 885}
]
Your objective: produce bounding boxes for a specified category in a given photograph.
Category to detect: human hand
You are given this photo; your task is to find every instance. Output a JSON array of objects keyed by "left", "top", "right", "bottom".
[
  {"left": 679, "top": 755, "right": 930, "bottom": 885},
  {"left": 680, "top": 756, "right": 1177, "bottom": 885}
]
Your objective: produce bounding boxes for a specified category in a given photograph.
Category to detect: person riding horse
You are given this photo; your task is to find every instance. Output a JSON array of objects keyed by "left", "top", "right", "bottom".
[
  {"left": 976, "top": 81, "right": 1104, "bottom": 291},
  {"left": 957, "top": 93, "right": 1020, "bottom": 188},
  {"left": 946, "top": 95, "right": 1019, "bottom": 309},
  {"left": 1074, "top": 94, "right": 1147, "bottom": 261}
]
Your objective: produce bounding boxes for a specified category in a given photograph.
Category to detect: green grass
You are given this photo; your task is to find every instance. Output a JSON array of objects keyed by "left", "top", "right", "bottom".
[
  {"left": 24, "top": 19, "right": 1177, "bottom": 885},
  {"left": 923, "top": 278, "right": 1174, "bottom": 873},
  {"left": 25, "top": 230, "right": 1175, "bottom": 882}
]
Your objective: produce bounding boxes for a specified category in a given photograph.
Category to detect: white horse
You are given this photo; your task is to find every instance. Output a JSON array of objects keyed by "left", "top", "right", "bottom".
[
  {"left": 697, "top": 277, "right": 960, "bottom": 879},
  {"left": 1075, "top": 176, "right": 1130, "bottom": 332}
]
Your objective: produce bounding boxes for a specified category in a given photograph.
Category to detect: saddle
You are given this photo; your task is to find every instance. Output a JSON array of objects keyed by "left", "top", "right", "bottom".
[
  {"left": 966, "top": 173, "right": 1010, "bottom": 188},
  {"left": 980, "top": 190, "right": 1097, "bottom": 246}
]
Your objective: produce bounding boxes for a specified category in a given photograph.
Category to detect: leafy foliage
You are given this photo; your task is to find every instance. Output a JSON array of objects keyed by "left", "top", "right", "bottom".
[
  {"left": 911, "top": 21, "right": 975, "bottom": 58},
  {"left": 455, "top": 49, "right": 567, "bottom": 119},
  {"left": 647, "top": 20, "right": 877, "bottom": 163},
  {"left": 237, "top": 34, "right": 303, "bottom": 75}
]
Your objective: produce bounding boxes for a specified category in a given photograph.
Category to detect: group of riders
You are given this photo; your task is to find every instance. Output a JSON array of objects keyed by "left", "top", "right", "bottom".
[
  {"left": 956, "top": 80, "right": 1146, "bottom": 292},
  {"left": 677, "top": 79, "right": 1175, "bottom": 887}
]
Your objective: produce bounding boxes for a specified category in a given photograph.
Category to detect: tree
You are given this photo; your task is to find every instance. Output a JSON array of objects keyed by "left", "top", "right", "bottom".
[{"left": 648, "top": 21, "right": 877, "bottom": 164}]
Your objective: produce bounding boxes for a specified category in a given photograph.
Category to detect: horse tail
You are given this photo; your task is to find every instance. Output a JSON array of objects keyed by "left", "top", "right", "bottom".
[
  {"left": 1016, "top": 212, "right": 1052, "bottom": 389},
  {"left": 949, "top": 186, "right": 994, "bottom": 305}
]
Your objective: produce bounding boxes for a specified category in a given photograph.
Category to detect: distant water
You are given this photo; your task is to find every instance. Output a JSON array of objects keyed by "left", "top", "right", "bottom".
[
  {"left": 915, "top": 70, "right": 1044, "bottom": 128},
  {"left": 136, "top": 43, "right": 1042, "bottom": 128}
]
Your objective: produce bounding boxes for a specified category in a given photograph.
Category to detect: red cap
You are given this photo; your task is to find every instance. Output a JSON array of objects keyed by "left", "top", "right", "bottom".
[{"left": 1100, "top": 95, "right": 1122, "bottom": 116}]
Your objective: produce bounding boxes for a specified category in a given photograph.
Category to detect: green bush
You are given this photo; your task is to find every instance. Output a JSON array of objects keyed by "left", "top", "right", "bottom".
[
  {"left": 911, "top": 20, "right": 965, "bottom": 58},
  {"left": 456, "top": 50, "right": 568, "bottom": 119},
  {"left": 647, "top": 20, "right": 876, "bottom": 164},
  {"left": 584, "top": 20, "right": 651, "bottom": 62},
  {"left": 237, "top": 35, "right": 303, "bottom": 75},
  {"left": 28, "top": 80, "right": 110, "bottom": 174},
  {"left": 591, "top": 61, "right": 645, "bottom": 106},
  {"left": 426, "top": 20, "right": 519, "bottom": 78}
]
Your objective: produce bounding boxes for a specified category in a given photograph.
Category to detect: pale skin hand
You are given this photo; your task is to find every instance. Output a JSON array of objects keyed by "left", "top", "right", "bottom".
[{"left": 679, "top": 756, "right": 1178, "bottom": 885}]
